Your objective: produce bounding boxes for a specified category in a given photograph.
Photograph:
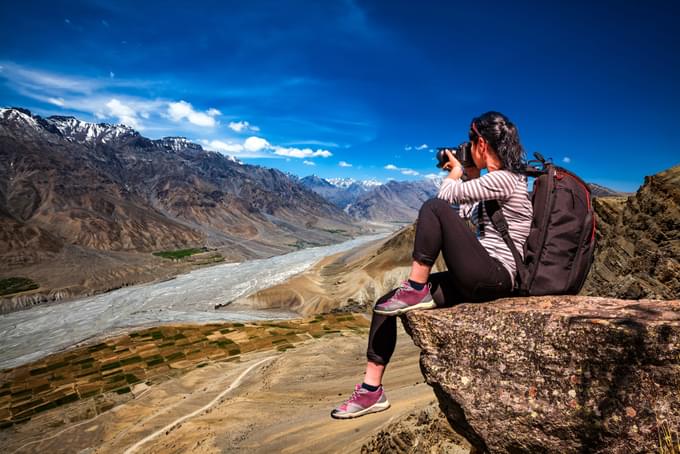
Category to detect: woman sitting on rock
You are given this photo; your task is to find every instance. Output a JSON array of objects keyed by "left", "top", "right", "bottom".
[{"left": 331, "top": 111, "right": 533, "bottom": 419}]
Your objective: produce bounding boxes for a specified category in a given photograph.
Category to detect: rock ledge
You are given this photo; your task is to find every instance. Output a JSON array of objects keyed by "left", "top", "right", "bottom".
[{"left": 403, "top": 295, "right": 680, "bottom": 453}]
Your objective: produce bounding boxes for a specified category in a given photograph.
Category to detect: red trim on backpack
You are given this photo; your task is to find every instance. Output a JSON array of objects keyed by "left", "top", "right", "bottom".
[{"left": 561, "top": 172, "right": 596, "bottom": 243}]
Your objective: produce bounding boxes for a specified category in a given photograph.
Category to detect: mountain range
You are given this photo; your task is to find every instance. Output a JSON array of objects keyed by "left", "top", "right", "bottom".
[
  {"left": 0, "top": 107, "right": 634, "bottom": 309},
  {"left": 587, "top": 183, "right": 632, "bottom": 197},
  {"left": 300, "top": 175, "right": 630, "bottom": 223},
  {"left": 0, "top": 107, "right": 365, "bottom": 306},
  {"left": 299, "top": 174, "right": 441, "bottom": 222},
  {"left": 239, "top": 164, "right": 679, "bottom": 317}
]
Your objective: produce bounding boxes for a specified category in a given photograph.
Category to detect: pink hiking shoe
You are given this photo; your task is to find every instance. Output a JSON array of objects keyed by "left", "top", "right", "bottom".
[
  {"left": 331, "top": 384, "right": 390, "bottom": 419},
  {"left": 373, "top": 280, "right": 435, "bottom": 316}
]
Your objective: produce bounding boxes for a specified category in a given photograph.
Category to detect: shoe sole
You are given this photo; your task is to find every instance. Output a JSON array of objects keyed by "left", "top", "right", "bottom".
[
  {"left": 373, "top": 301, "right": 437, "bottom": 316},
  {"left": 331, "top": 399, "right": 391, "bottom": 419}
]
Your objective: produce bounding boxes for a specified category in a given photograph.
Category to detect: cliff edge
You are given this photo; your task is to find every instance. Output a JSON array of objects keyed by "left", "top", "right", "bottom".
[
  {"left": 403, "top": 295, "right": 680, "bottom": 453},
  {"left": 583, "top": 164, "right": 680, "bottom": 299}
]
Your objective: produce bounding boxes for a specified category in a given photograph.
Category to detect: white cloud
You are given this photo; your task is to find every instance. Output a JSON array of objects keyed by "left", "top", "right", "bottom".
[
  {"left": 58, "top": 96, "right": 165, "bottom": 129},
  {"left": 0, "top": 63, "right": 231, "bottom": 133},
  {"left": 282, "top": 139, "right": 339, "bottom": 148},
  {"left": 338, "top": 161, "right": 352, "bottom": 167},
  {"left": 273, "top": 146, "right": 332, "bottom": 158},
  {"left": 201, "top": 136, "right": 333, "bottom": 160},
  {"left": 202, "top": 139, "right": 244, "bottom": 153},
  {"left": 244, "top": 136, "right": 270, "bottom": 152},
  {"left": 0, "top": 62, "right": 351, "bottom": 159},
  {"left": 424, "top": 173, "right": 444, "bottom": 180},
  {"left": 167, "top": 100, "right": 220, "bottom": 127},
  {"left": 404, "top": 145, "right": 412, "bottom": 151},
  {"left": 385, "top": 163, "right": 419, "bottom": 176},
  {"left": 416, "top": 144, "right": 428, "bottom": 150},
  {"left": 563, "top": 156, "right": 571, "bottom": 164},
  {"left": 106, "top": 98, "right": 142, "bottom": 129},
  {"left": 303, "top": 160, "right": 316, "bottom": 166},
  {"left": 228, "top": 120, "right": 260, "bottom": 133},
  {"left": 48, "top": 97, "right": 65, "bottom": 106},
  {"left": 1, "top": 62, "right": 99, "bottom": 95}
]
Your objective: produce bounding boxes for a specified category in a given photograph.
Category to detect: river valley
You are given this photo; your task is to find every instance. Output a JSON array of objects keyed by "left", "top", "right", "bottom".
[{"left": 0, "top": 233, "right": 389, "bottom": 370}]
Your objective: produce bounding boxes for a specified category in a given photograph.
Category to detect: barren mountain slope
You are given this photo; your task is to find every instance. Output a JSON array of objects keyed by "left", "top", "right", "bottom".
[
  {"left": 0, "top": 108, "right": 362, "bottom": 308},
  {"left": 582, "top": 165, "right": 680, "bottom": 299}
]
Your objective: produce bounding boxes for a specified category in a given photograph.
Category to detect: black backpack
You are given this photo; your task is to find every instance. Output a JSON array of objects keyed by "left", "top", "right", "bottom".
[{"left": 485, "top": 153, "right": 596, "bottom": 296}]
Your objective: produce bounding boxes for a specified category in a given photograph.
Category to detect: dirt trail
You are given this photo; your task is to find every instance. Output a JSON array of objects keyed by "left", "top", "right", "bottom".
[{"left": 4, "top": 325, "right": 438, "bottom": 453}]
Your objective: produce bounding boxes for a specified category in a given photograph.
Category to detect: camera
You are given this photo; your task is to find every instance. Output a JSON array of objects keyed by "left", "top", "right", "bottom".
[{"left": 436, "top": 142, "right": 475, "bottom": 169}]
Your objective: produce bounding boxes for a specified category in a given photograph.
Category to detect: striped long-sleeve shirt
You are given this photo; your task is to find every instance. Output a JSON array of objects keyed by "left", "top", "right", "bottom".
[{"left": 437, "top": 170, "right": 533, "bottom": 285}]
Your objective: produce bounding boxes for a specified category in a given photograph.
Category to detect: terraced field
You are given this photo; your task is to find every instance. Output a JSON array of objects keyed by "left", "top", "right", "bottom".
[{"left": 0, "top": 313, "right": 369, "bottom": 428}]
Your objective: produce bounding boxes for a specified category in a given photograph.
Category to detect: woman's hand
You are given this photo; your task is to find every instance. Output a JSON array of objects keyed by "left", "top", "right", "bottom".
[
  {"left": 443, "top": 149, "right": 464, "bottom": 180},
  {"left": 443, "top": 150, "right": 481, "bottom": 180}
]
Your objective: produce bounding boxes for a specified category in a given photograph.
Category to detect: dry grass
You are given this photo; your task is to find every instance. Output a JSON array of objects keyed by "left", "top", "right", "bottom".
[{"left": 658, "top": 419, "right": 680, "bottom": 454}]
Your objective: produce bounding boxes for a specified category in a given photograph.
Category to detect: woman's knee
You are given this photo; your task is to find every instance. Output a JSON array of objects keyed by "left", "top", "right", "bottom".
[
  {"left": 419, "top": 197, "right": 452, "bottom": 218},
  {"left": 421, "top": 197, "right": 448, "bottom": 210}
]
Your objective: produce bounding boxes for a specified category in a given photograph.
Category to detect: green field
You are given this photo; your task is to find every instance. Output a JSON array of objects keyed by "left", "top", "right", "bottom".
[
  {"left": 322, "top": 228, "right": 350, "bottom": 235},
  {"left": 152, "top": 247, "right": 207, "bottom": 259},
  {"left": 0, "top": 277, "right": 39, "bottom": 296},
  {"left": 288, "top": 240, "right": 324, "bottom": 250}
]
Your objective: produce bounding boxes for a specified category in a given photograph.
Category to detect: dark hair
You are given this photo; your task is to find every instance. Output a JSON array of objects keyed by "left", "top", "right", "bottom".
[{"left": 469, "top": 111, "right": 526, "bottom": 173}]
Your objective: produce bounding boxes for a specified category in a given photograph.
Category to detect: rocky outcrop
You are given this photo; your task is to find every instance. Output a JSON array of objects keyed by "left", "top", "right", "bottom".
[
  {"left": 361, "top": 402, "right": 471, "bottom": 454},
  {"left": 583, "top": 165, "right": 680, "bottom": 299},
  {"left": 403, "top": 296, "right": 680, "bottom": 453}
]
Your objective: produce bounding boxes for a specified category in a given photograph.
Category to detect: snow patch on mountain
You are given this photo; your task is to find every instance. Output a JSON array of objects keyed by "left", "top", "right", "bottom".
[
  {"left": 327, "top": 177, "right": 383, "bottom": 189},
  {"left": 0, "top": 108, "right": 42, "bottom": 132},
  {"left": 48, "top": 115, "right": 137, "bottom": 144}
]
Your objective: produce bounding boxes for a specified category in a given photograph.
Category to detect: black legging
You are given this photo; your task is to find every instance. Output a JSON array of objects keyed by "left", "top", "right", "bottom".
[{"left": 366, "top": 198, "right": 513, "bottom": 365}]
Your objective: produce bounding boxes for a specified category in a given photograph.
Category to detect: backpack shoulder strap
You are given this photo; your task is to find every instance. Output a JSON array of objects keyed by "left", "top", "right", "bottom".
[{"left": 484, "top": 200, "right": 525, "bottom": 281}]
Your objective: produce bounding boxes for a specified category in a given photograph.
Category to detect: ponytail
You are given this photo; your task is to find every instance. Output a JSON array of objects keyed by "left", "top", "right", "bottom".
[{"left": 470, "top": 112, "right": 526, "bottom": 173}]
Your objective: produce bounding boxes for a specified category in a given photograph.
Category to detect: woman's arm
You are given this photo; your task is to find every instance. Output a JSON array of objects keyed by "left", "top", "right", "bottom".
[{"left": 437, "top": 170, "right": 518, "bottom": 204}]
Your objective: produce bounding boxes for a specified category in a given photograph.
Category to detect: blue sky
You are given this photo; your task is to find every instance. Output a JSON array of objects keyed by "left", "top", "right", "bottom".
[{"left": 1, "top": 1, "right": 678, "bottom": 191}]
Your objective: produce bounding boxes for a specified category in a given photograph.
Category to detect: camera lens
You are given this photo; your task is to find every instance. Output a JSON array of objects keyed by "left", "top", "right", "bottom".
[{"left": 435, "top": 148, "right": 448, "bottom": 169}]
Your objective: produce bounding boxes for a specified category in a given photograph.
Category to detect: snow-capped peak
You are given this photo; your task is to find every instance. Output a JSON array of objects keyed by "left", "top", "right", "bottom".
[
  {"left": 156, "top": 136, "right": 203, "bottom": 153},
  {"left": 327, "top": 177, "right": 355, "bottom": 188},
  {"left": 0, "top": 107, "right": 43, "bottom": 132},
  {"left": 47, "top": 115, "right": 136, "bottom": 145},
  {"left": 327, "top": 177, "right": 383, "bottom": 189},
  {"left": 361, "top": 178, "right": 383, "bottom": 188},
  {"left": 423, "top": 174, "right": 444, "bottom": 187}
]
